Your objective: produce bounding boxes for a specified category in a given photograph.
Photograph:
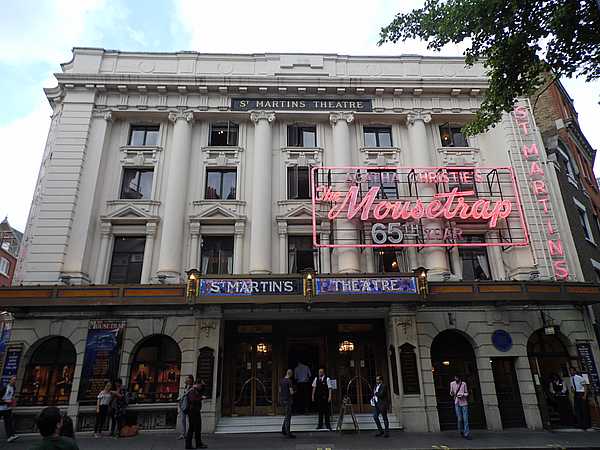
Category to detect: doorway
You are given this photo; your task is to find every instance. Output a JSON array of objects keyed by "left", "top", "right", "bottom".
[
  {"left": 287, "top": 337, "right": 325, "bottom": 414},
  {"left": 431, "top": 330, "right": 487, "bottom": 430},
  {"left": 491, "top": 358, "right": 526, "bottom": 428}
]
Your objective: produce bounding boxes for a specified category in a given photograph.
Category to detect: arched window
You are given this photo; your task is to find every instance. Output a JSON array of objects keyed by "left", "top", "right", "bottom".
[
  {"left": 129, "top": 335, "right": 181, "bottom": 403},
  {"left": 20, "top": 337, "right": 76, "bottom": 406}
]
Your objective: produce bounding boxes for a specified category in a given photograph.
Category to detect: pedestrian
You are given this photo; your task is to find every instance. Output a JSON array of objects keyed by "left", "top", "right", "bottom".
[
  {"left": 185, "top": 379, "right": 208, "bottom": 449},
  {"left": 311, "top": 368, "right": 332, "bottom": 430},
  {"left": 30, "top": 406, "right": 79, "bottom": 450},
  {"left": 279, "top": 369, "right": 296, "bottom": 438},
  {"left": 371, "top": 375, "right": 389, "bottom": 438},
  {"left": 450, "top": 374, "right": 471, "bottom": 440},
  {"left": 294, "top": 361, "right": 311, "bottom": 414},
  {"left": 178, "top": 375, "right": 193, "bottom": 440},
  {"left": 110, "top": 379, "right": 128, "bottom": 437},
  {"left": 548, "top": 373, "right": 571, "bottom": 425},
  {"left": 94, "top": 381, "right": 113, "bottom": 437},
  {"left": 0, "top": 375, "right": 18, "bottom": 443},
  {"left": 59, "top": 413, "right": 75, "bottom": 439},
  {"left": 569, "top": 367, "right": 591, "bottom": 430}
]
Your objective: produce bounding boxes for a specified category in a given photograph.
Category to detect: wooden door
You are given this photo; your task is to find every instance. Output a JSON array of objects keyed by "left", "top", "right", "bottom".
[
  {"left": 231, "top": 339, "right": 274, "bottom": 416},
  {"left": 491, "top": 358, "right": 526, "bottom": 428}
]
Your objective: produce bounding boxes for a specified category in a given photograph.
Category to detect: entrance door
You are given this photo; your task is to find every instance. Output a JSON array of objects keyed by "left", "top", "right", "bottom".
[
  {"left": 231, "top": 339, "right": 274, "bottom": 416},
  {"left": 431, "top": 330, "right": 486, "bottom": 430},
  {"left": 287, "top": 337, "right": 325, "bottom": 414},
  {"left": 491, "top": 358, "right": 526, "bottom": 428},
  {"left": 335, "top": 340, "right": 382, "bottom": 413}
]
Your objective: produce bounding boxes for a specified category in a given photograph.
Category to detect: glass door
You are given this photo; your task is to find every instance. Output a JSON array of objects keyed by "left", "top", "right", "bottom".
[{"left": 231, "top": 339, "right": 274, "bottom": 416}]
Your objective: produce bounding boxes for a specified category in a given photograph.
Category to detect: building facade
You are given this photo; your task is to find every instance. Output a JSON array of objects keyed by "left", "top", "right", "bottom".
[
  {"left": 1, "top": 49, "right": 600, "bottom": 433},
  {"left": 0, "top": 218, "right": 22, "bottom": 287}
]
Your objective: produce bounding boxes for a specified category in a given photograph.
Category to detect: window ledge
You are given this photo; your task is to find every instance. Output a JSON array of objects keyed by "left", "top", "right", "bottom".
[
  {"left": 120, "top": 145, "right": 163, "bottom": 152},
  {"left": 193, "top": 199, "right": 245, "bottom": 206},
  {"left": 360, "top": 146, "right": 401, "bottom": 153},
  {"left": 585, "top": 237, "right": 597, "bottom": 247},
  {"left": 282, "top": 146, "right": 323, "bottom": 153},
  {"left": 201, "top": 145, "right": 244, "bottom": 152}
]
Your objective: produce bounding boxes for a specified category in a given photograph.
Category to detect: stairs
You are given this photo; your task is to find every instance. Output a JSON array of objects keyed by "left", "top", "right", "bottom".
[{"left": 215, "top": 413, "right": 402, "bottom": 434}]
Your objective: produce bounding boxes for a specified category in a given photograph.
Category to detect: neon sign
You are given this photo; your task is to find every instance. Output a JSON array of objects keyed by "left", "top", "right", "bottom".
[
  {"left": 311, "top": 166, "right": 529, "bottom": 249},
  {"left": 513, "top": 104, "right": 569, "bottom": 279}
]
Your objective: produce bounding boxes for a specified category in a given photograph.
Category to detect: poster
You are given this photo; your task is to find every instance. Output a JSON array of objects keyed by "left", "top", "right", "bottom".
[
  {"left": 78, "top": 320, "right": 126, "bottom": 402},
  {"left": 0, "top": 344, "right": 22, "bottom": 387},
  {"left": 576, "top": 342, "right": 600, "bottom": 394},
  {"left": 0, "top": 320, "right": 12, "bottom": 375}
]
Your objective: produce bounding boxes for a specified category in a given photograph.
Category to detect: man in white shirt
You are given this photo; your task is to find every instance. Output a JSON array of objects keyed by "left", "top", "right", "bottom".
[
  {"left": 450, "top": 375, "right": 471, "bottom": 440},
  {"left": 569, "top": 367, "right": 591, "bottom": 430},
  {"left": 0, "top": 376, "right": 19, "bottom": 442},
  {"left": 311, "top": 368, "right": 332, "bottom": 430},
  {"left": 294, "top": 361, "right": 311, "bottom": 414}
]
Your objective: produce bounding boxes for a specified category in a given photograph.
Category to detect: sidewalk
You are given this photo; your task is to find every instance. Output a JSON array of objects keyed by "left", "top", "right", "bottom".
[{"left": 1, "top": 429, "right": 600, "bottom": 450}]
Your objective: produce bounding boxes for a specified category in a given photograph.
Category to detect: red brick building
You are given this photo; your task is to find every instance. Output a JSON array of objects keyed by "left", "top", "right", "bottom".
[{"left": 0, "top": 218, "right": 22, "bottom": 287}]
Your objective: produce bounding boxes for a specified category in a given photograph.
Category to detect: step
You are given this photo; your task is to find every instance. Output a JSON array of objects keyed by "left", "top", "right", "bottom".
[{"left": 215, "top": 413, "right": 402, "bottom": 434}]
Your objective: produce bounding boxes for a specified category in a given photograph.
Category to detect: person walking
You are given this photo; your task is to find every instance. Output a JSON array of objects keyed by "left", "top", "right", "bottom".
[
  {"left": 0, "top": 376, "right": 18, "bottom": 443},
  {"left": 294, "top": 361, "right": 311, "bottom": 414},
  {"left": 31, "top": 407, "right": 79, "bottom": 450},
  {"left": 371, "top": 375, "right": 389, "bottom": 438},
  {"left": 94, "top": 382, "right": 113, "bottom": 437},
  {"left": 450, "top": 375, "right": 471, "bottom": 440},
  {"left": 312, "top": 368, "right": 332, "bottom": 430},
  {"left": 570, "top": 367, "right": 591, "bottom": 430},
  {"left": 279, "top": 369, "right": 296, "bottom": 438},
  {"left": 185, "top": 380, "right": 207, "bottom": 449},
  {"left": 110, "top": 379, "right": 128, "bottom": 438},
  {"left": 178, "top": 375, "right": 194, "bottom": 440}
]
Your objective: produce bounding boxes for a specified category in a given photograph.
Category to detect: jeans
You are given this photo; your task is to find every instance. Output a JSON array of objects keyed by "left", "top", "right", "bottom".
[
  {"left": 110, "top": 412, "right": 125, "bottom": 436},
  {"left": 0, "top": 409, "right": 15, "bottom": 438},
  {"left": 573, "top": 393, "right": 591, "bottom": 430},
  {"left": 454, "top": 404, "right": 470, "bottom": 437},
  {"left": 281, "top": 401, "right": 293, "bottom": 435},
  {"left": 180, "top": 412, "right": 188, "bottom": 435},
  {"left": 372, "top": 404, "right": 389, "bottom": 434},
  {"left": 95, "top": 405, "right": 109, "bottom": 434},
  {"left": 185, "top": 413, "right": 203, "bottom": 449}
]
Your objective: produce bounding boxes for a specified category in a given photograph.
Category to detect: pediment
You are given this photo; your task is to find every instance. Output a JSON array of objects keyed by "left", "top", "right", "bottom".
[
  {"left": 277, "top": 203, "right": 324, "bottom": 223},
  {"left": 101, "top": 204, "right": 159, "bottom": 224},
  {"left": 193, "top": 204, "right": 244, "bottom": 222}
]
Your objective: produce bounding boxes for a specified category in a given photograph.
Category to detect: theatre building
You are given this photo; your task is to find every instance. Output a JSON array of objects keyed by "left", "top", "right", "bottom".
[{"left": 1, "top": 49, "right": 600, "bottom": 433}]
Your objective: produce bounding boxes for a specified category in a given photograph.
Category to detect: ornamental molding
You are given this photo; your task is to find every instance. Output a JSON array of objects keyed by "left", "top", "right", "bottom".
[
  {"left": 250, "top": 111, "right": 275, "bottom": 124},
  {"left": 168, "top": 111, "right": 194, "bottom": 123},
  {"left": 406, "top": 111, "right": 432, "bottom": 125},
  {"left": 329, "top": 112, "right": 354, "bottom": 125}
]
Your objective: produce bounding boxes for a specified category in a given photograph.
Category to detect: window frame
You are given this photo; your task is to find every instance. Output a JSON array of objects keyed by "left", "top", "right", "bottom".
[
  {"left": 574, "top": 199, "right": 595, "bottom": 244},
  {"left": 108, "top": 236, "right": 146, "bottom": 284},
  {"left": 557, "top": 143, "right": 578, "bottom": 185},
  {"left": 287, "top": 124, "right": 317, "bottom": 148},
  {"left": 0, "top": 257, "right": 9, "bottom": 276},
  {"left": 119, "top": 167, "right": 155, "bottom": 200},
  {"left": 204, "top": 168, "right": 238, "bottom": 200},
  {"left": 288, "top": 235, "right": 318, "bottom": 273},
  {"left": 439, "top": 123, "right": 468, "bottom": 148},
  {"left": 363, "top": 126, "right": 393, "bottom": 148},
  {"left": 128, "top": 125, "right": 160, "bottom": 146},
  {"left": 201, "top": 235, "right": 234, "bottom": 275},
  {"left": 366, "top": 169, "right": 400, "bottom": 200},
  {"left": 209, "top": 121, "right": 239, "bottom": 147},
  {"left": 458, "top": 235, "right": 491, "bottom": 281},
  {"left": 287, "top": 165, "right": 312, "bottom": 200}
]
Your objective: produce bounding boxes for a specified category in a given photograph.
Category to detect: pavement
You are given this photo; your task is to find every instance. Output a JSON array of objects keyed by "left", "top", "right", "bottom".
[{"left": 1, "top": 429, "right": 600, "bottom": 450}]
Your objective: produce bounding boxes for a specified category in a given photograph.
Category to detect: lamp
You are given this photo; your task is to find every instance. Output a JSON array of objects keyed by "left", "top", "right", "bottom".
[
  {"left": 302, "top": 269, "right": 316, "bottom": 310},
  {"left": 338, "top": 340, "right": 355, "bottom": 353},
  {"left": 185, "top": 268, "right": 201, "bottom": 298},
  {"left": 413, "top": 266, "right": 429, "bottom": 297}
]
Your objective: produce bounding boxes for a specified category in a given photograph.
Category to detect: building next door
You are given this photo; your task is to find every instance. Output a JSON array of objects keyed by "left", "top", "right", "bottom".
[
  {"left": 491, "top": 358, "right": 526, "bottom": 428},
  {"left": 223, "top": 331, "right": 275, "bottom": 416},
  {"left": 431, "top": 330, "right": 487, "bottom": 430}
]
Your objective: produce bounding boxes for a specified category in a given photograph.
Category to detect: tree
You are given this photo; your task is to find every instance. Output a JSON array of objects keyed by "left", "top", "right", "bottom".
[{"left": 379, "top": 0, "right": 600, "bottom": 135}]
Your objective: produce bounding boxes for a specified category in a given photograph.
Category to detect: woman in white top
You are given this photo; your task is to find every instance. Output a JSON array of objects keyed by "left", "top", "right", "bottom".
[{"left": 94, "top": 382, "right": 113, "bottom": 437}]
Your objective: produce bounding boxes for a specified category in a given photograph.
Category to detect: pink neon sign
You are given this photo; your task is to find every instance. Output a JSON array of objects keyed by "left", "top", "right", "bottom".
[{"left": 311, "top": 166, "right": 529, "bottom": 249}]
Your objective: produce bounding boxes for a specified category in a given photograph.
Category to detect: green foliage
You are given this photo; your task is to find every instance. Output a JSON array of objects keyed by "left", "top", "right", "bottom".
[{"left": 379, "top": 0, "right": 600, "bottom": 135}]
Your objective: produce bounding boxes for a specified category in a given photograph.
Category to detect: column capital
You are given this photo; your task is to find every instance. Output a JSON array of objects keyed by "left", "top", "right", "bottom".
[
  {"left": 103, "top": 111, "right": 113, "bottom": 122},
  {"left": 190, "top": 222, "right": 201, "bottom": 236},
  {"left": 234, "top": 221, "right": 246, "bottom": 236},
  {"left": 100, "top": 222, "right": 112, "bottom": 236},
  {"left": 329, "top": 112, "right": 354, "bottom": 126},
  {"left": 250, "top": 111, "right": 275, "bottom": 124},
  {"left": 406, "top": 111, "right": 431, "bottom": 126},
  {"left": 277, "top": 221, "right": 288, "bottom": 236},
  {"left": 168, "top": 111, "right": 194, "bottom": 123},
  {"left": 145, "top": 222, "right": 158, "bottom": 237}
]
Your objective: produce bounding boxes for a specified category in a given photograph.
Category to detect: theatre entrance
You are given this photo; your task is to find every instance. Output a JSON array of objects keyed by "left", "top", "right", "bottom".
[{"left": 221, "top": 319, "right": 387, "bottom": 417}]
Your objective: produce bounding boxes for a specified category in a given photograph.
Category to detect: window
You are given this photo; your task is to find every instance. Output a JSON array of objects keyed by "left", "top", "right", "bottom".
[
  {"left": 287, "top": 166, "right": 311, "bottom": 199},
  {"left": 591, "top": 260, "right": 600, "bottom": 283},
  {"left": 129, "top": 125, "right": 160, "bottom": 146},
  {"left": 375, "top": 249, "right": 403, "bottom": 273},
  {"left": 205, "top": 169, "right": 237, "bottom": 200},
  {"left": 447, "top": 168, "right": 477, "bottom": 194},
  {"left": 0, "top": 257, "right": 9, "bottom": 276},
  {"left": 557, "top": 143, "right": 577, "bottom": 181},
  {"left": 439, "top": 124, "right": 468, "bottom": 147},
  {"left": 20, "top": 337, "right": 76, "bottom": 406},
  {"left": 367, "top": 170, "right": 399, "bottom": 199},
  {"left": 288, "top": 236, "right": 317, "bottom": 273},
  {"left": 458, "top": 235, "right": 491, "bottom": 281},
  {"left": 363, "top": 127, "right": 392, "bottom": 147},
  {"left": 287, "top": 125, "right": 316, "bottom": 147},
  {"left": 209, "top": 121, "right": 238, "bottom": 146},
  {"left": 576, "top": 203, "right": 594, "bottom": 242},
  {"left": 120, "top": 168, "right": 154, "bottom": 200},
  {"left": 201, "top": 236, "right": 233, "bottom": 275},
  {"left": 108, "top": 237, "right": 145, "bottom": 284},
  {"left": 129, "top": 335, "right": 181, "bottom": 403}
]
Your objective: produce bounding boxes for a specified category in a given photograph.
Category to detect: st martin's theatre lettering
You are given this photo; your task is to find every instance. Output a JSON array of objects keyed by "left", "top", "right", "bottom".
[{"left": 231, "top": 98, "right": 372, "bottom": 112}]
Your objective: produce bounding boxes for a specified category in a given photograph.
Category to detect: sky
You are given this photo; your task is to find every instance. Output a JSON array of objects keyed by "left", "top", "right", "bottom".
[{"left": 0, "top": 0, "right": 598, "bottom": 232}]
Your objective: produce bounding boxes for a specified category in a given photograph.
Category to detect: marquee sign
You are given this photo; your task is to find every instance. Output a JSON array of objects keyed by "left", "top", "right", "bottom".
[
  {"left": 199, "top": 278, "right": 303, "bottom": 296},
  {"left": 231, "top": 98, "right": 372, "bottom": 112},
  {"left": 311, "top": 166, "right": 529, "bottom": 248},
  {"left": 316, "top": 277, "right": 416, "bottom": 295}
]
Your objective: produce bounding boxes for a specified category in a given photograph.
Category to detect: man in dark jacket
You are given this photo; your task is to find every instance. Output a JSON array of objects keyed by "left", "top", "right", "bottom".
[
  {"left": 185, "top": 381, "right": 207, "bottom": 449},
  {"left": 311, "top": 368, "right": 332, "bottom": 430},
  {"left": 279, "top": 369, "right": 295, "bottom": 438},
  {"left": 372, "top": 375, "right": 389, "bottom": 438}
]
